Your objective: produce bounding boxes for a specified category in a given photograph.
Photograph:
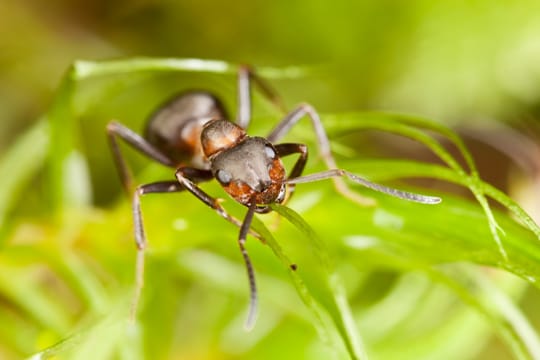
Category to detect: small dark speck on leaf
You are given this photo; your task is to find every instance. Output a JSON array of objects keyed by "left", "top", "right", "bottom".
[{"left": 290, "top": 264, "right": 298, "bottom": 271}]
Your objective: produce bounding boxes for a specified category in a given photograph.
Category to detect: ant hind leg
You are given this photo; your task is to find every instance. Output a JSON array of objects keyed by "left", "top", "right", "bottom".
[
  {"left": 236, "top": 66, "right": 288, "bottom": 130},
  {"left": 107, "top": 121, "right": 175, "bottom": 195}
]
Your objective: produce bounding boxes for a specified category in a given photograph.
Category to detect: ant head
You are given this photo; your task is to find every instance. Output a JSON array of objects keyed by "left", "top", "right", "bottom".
[
  {"left": 201, "top": 119, "right": 246, "bottom": 159},
  {"left": 211, "top": 137, "right": 286, "bottom": 207}
]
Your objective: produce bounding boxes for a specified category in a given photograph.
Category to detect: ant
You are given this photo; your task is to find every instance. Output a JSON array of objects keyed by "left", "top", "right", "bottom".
[{"left": 106, "top": 66, "right": 441, "bottom": 330}]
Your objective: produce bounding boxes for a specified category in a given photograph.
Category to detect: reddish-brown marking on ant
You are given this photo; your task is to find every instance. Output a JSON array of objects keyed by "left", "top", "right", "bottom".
[{"left": 106, "top": 65, "right": 440, "bottom": 330}]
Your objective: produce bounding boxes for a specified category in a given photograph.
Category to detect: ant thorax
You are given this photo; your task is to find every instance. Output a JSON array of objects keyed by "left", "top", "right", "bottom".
[{"left": 210, "top": 136, "right": 286, "bottom": 206}]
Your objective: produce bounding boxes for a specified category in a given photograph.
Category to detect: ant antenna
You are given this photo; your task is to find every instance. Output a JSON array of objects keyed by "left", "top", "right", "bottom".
[
  {"left": 238, "top": 200, "right": 259, "bottom": 330},
  {"left": 286, "top": 169, "right": 441, "bottom": 204}
]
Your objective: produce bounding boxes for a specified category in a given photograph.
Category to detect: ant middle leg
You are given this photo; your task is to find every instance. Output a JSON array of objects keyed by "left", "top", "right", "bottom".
[
  {"left": 130, "top": 179, "right": 204, "bottom": 319},
  {"left": 267, "top": 104, "right": 377, "bottom": 206}
]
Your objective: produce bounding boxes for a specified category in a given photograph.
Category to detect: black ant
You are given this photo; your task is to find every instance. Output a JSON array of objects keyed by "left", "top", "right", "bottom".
[{"left": 106, "top": 66, "right": 441, "bottom": 329}]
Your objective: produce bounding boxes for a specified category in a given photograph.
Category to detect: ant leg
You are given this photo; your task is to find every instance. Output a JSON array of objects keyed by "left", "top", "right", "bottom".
[
  {"left": 175, "top": 167, "right": 263, "bottom": 329},
  {"left": 176, "top": 167, "right": 247, "bottom": 229},
  {"left": 267, "top": 103, "right": 377, "bottom": 206},
  {"left": 236, "top": 65, "right": 288, "bottom": 130},
  {"left": 131, "top": 180, "right": 205, "bottom": 320},
  {"left": 107, "top": 121, "right": 175, "bottom": 194},
  {"left": 175, "top": 167, "right": 263, "bottom": 241},
  {"left": 274, "top": 143, "right": 308, "bottom": 200},
  {"left": 286, "top": 169, "right": 441, "bottom": 204}
]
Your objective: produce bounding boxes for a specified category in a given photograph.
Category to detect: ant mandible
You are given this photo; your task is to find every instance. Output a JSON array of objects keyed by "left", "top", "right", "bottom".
[{"left": 106, "top": 65, "right": 441, "bottom": 330}]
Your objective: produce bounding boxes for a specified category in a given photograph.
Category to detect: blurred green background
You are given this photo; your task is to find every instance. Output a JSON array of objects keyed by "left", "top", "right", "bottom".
[
  {"left": 4, "top": 0, "right": 540, "bottom": 147},
  {"left": 3, "top": 1, "right": 540, "bottom": 359}
]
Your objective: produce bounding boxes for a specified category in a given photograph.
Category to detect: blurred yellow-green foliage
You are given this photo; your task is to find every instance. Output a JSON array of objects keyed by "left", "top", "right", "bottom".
[
  {"left": 3, "top": 1, "right": 540, "bottom": 360},
  {"left": 4, "top": 0, "right": 540, "bottom": 145}
]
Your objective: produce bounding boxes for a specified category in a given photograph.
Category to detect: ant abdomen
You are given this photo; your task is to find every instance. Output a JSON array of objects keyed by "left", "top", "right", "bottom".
[{"left": 144, "top": 91, "right": 228, "bottom": 167}]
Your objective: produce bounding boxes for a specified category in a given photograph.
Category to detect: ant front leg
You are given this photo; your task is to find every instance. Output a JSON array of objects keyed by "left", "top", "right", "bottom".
[
  {"left": 175, "top": 167, "right": 247, "bottom": 228},
  {"left": 236, "top": 66, "right": 288, "bottom": 130},
  {"left": 107, "top": 121, "right": 175, "bottom": 194},
  {"left": 267, "top": 104, "right": 376, "bottom": 206},
  {"left": 132, "top": 168, "right": 263, "bottom": 322},
  {"left": 175, "top": 166, "right": 261, "bottom": 329},
  {"left": 174, "top": 168, "right": 266, "bottom": 239}
]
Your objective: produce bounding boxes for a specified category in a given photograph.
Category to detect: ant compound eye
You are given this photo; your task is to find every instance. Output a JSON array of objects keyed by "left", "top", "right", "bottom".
[
  {"left": 265, "top": 145, "right": 276, "bottom": 159},
  {"left": 216, "top": 169, "right": 232, "bottom": 185},
  {"left": 276, "top": 184, "right": 286, "bottom": 203}
]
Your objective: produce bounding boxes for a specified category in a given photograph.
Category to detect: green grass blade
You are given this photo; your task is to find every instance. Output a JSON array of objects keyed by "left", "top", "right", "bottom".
[
  {"left": 428, "top": 267, "right": 533, "bottom": 360},
  {"left": 356, "top": 111, "right": 479, "bottom": 175},
  {"left": 0, "top": 119, "right": 49, "bottom": 237},
  {"left": 0, "top": 264, "right": 70, "bottom": 334},
  {"left": 250, "top": 217, "right": 348, "bottom": 358},
  {"left": 72, "top": 57, "right": 309, "bottom": 80},
  {"left": 324, "top": 113, "right": 466, "bottom": 173},
  {"left": 270, "top": 204, "right": 368, "bottom": 360},
  {"left": 323, "top": 112, "right": 521, "bottom": 259}
]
